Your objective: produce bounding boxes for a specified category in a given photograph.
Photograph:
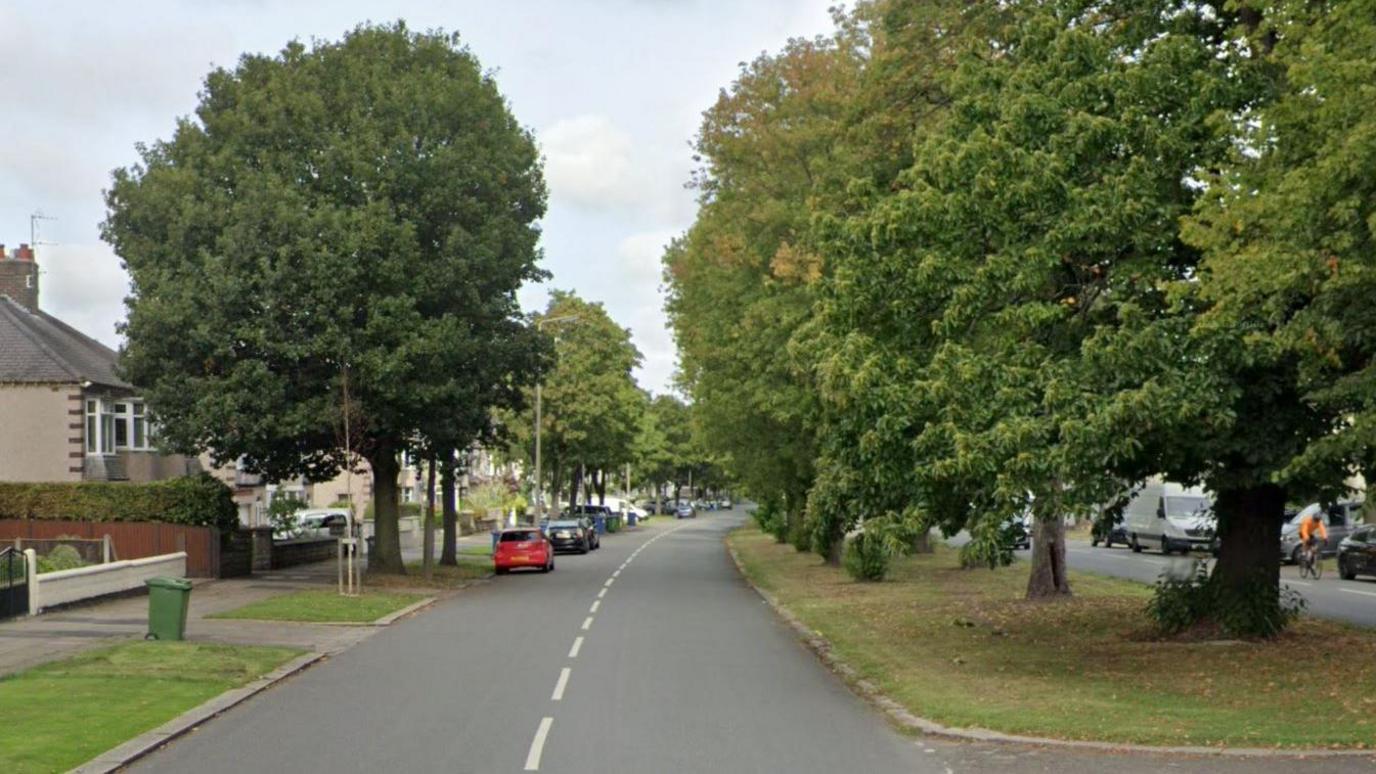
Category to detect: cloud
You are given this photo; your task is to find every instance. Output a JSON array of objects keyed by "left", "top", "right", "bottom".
[
  {"left": 35, "top": 243, "right": 129, "bottom": 348},
  {"left": 538, "top": 115, "right": 642, "bottom": 211},
  {"left": 616, "top": 230, "right": 677, "bottom": 285}
]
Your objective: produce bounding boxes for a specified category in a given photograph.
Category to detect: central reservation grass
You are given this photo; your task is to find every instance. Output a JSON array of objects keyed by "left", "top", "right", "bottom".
[
  {"left": 0, "top": 642, "right": 301, "bottom": 774},
  {"left": 729, "top": 526, "right": 1376, "bottom": 749},
  {"left": 209, "top": 589, "right": 425, "bottom": 623}
]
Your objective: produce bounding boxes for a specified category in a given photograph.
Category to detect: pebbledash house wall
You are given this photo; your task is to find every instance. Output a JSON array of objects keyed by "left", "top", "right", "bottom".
[{"left": 0, "top": 383, "right": 82, "bottom": 482}]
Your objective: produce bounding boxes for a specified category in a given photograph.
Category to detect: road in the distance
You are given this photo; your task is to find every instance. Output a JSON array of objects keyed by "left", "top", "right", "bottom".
[
  {"left": 131, "top": 510, "right": 1372, "bottom": 773},
  {"left": 1037, "top": 540, "right": 1376, "bottom": 628}
]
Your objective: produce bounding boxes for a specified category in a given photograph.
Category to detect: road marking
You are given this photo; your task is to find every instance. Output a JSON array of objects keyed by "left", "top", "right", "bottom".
[
  {"left": 582, "top": 616, "right": 594, "bottom": 630},
  {"left": 524, "top": 717, "right": 553, "bottom": 771},
  {"left": 551, "top": 667, "right": 571, "bottom": 701},
  {"left": 612, "top": 569, "right": 621, "bottom": 578},
  {"left": 590, "top": 600, "right": 601, "bottom": 613},
  {"left": 597, "top": 588, "right": 607, "bottom": 599},
  {"left": 568, "top": 636, "right": 584, "bottom": 658},
  {"left": 1341, "top": 588, "right": 1376, "bottom": 598},
  {"left": 604, "top": 578, "right": 615, "bottom": 588}
]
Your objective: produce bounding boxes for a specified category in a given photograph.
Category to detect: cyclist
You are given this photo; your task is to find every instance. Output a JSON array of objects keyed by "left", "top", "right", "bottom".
[{"left": 1298, "top": 508, "right": 1328, "bottom": 566}]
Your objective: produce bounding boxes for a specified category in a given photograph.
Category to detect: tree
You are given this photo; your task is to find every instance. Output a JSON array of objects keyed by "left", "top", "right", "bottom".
[
  {"left": 505, "top": 292, "right": 643, "bottom": 511},
  {"left": 819, "top": 0, "right": 1258, "bottom": 599},
  {"left": 104, "top": 22, "right": 548, "bottom": 573}
]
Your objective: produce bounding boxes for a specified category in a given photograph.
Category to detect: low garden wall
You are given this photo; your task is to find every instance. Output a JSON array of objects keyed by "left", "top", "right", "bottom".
[
  {"left": 30, "top": 551, "right": 186, "bottom": 613},
  {"left": 270, "top": 537, "right": 336, "bottom": 569}
]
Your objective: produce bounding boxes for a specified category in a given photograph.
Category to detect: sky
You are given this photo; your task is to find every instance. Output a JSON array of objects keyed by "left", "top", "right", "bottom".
[{"left": 0, "top": 0, "right": 836, "bottom": 394}]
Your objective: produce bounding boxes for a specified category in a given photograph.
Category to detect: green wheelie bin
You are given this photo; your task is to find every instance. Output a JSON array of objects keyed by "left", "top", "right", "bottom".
[{"left": 145, "top": 576, "right": 193, "bottom": 641}]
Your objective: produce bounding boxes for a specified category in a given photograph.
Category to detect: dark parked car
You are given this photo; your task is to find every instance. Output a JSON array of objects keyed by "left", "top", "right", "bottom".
[
  {"left": 1338, "top": 526, "right": 1376, "bottom": 581},
  {"left": 675, "top": 503, "right": 696, "bottom": 519},
  {"left": 1000, "top": 517, "right": 1030, "bottom": 551},
  {"left": 545, "top": 518, "right": 595, "bottom": 554},
  {"left": 1091, "top": 514, "right": 1128, "bottom": 548}
]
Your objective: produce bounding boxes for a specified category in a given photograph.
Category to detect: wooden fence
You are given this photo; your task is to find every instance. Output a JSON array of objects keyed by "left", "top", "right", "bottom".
[{"left": 0, "top": 519, "right": 219, "bottom": 578}]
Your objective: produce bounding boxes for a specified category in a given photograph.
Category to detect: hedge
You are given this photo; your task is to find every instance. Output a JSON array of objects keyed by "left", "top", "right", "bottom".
[{"left": 0, "top": 473, "right": 238, "bottom": 531}]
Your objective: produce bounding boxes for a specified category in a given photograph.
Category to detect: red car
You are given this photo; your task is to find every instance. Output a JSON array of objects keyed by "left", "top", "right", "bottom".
[{"left": 493, "top": 528, "right": 555, "bottom": 574}]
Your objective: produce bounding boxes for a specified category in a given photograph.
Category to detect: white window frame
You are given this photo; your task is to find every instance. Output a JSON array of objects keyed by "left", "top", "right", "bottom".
[
  {"left": 85, "top": 398, "right": 115, "bottom": 456},
  {"left": 111, "top": 399, "right": 153, "bottom": 452}
]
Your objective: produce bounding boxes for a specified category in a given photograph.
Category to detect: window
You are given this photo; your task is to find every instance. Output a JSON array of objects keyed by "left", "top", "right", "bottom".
[
  {"left": 110, "top": 400, "right": 153, "bottom": 451},
  {"left": 84, "top": 399, "right": 115, "bottom": 455}
]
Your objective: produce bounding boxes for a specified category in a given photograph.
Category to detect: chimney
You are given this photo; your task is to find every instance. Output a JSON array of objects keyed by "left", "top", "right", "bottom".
[{"left": 0, "top": 243, "right": 39, "bottom": 311}]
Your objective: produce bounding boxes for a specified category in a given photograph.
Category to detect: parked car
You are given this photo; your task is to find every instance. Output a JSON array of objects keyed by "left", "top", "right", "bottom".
[
  {"left": 1281, "top": 501, "right": 1364, "bottom": 562},
  {"left": 1091, "top": 514, "right": 1128, "bottom": 548},
  {"left": 1123, "top": 480, "right": 1216, "bottom": 555},
  {"left": 675, "top": 502, "right": 697, "bottom": 519},
  {"left": 493, "top": 528, "right": 554, "bottom": 574},
  {"left": 272, "top": 508, "right": 349, "bottom": 540},
  {"left": 1337, "top": 525, "right": 1376, "bottom": 580},
  {"left": 1000, "top": 517, "right": 1031, "bottom": 550},
  {"left": 545, "top": 519, "right": 594, "bottom": 554}
]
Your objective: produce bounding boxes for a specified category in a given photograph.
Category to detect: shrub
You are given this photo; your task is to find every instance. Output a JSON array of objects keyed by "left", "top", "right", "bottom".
[
  {"left": 36, "top": 545, "right": 87, "bottom": 574},
  {"left": 789, "top": 511, "right": 811, "bottom": 552},
  {"left": 0, "top": 474, "right": 237, "bottom": 531},
  {"left": 843, "top": 532, "right": 891, "bottom": 582},
  {"left": 751, "top": 500, "right": 787, "bottom": 542},
  {"left": 267, "top": 497, "right": 307, "bottom": 539},
  {"left": 1146, "top": 561, "right": 1304, "bottom": 638}
]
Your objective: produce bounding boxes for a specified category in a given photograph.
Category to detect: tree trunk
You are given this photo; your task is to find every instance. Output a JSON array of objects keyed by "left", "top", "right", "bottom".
[
  {"left": 570, "top": 461, "right": 583, "bottom": 508},
  {"left": 594, "top": 468, "right": 607, "bottom": 505},
  {"left": 1210, "top": 483, "right": 1287, "bottom": 634},
  {"left": 825, "top": 530, "right": 844, "bottom": 566},
  {"left": 1026, "top": 516, "right": 1071, "bottom": 599},
  {"left": 550, "top": 458, "right": 563, "bottom": 517},
  {"left": 440, "top": 454, "right": 458, "bottom": 566},
  {"left": 367, "top": 445, "right": 405, "bottom": 574},
  {"left": 910, "top": 527, "right": 932, "bottom": 554},
  {"left": 423, "top": 452, "right": 436, "bottom": 580}
]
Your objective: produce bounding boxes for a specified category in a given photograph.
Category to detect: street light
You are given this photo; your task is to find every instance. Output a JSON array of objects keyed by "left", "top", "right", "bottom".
[{"left": 534, "top": 314, "right": 580, "bottom": 522}]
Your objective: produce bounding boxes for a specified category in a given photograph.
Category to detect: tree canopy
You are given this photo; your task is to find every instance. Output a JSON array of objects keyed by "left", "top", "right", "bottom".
[{"left": 104, "top": 22, "right": 548, "bottom": 572}]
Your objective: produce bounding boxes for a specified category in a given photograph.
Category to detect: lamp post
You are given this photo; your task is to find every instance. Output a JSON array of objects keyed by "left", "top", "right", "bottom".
[{"left": 534, "top": 314, "right": 580, "bottom": 522}]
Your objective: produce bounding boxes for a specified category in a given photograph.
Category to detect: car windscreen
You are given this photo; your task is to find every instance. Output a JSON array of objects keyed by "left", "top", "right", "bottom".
[
  {"left": 500, "top": 531, "right": 540, "bottom": 542},
  {"left": 1164, "top": 496, "right": 1207, "bottom": 517}
]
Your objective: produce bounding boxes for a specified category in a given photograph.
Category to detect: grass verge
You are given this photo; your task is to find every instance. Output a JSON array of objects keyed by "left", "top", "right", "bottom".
[
  {"left": 729, "top": 525, "right": 1376, "bottom": 749},
  {"left": 363, "top": 559, "right": 492, "bottom": 591},
  {"left": 209, "top": 589, "right": 426, "bottom": 623},
  {"left": 0, "top": 642, "right": 300, "bottom": 774}
]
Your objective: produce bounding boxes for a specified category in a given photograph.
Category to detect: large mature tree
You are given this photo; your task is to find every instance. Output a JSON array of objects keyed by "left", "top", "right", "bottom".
[
  {"left": 506, "top": 292, "right": 643, "bottom": 511},
  {"left": 820, "top": 0, "right": 1261, "bottom": 599},
  {"left": 104, "top": 22, "right": 548, "bottom": 573},
  {"left": 664, "top": 26, "right": 866, "bottom": 545}
]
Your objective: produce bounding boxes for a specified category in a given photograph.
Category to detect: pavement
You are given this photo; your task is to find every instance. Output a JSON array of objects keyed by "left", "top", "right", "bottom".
[
  {"left": 0, "top": 558, "right": 375, "bottom": 678},
  {"left": 122, "top": 510, "right": 1373, "bottom": 774}
]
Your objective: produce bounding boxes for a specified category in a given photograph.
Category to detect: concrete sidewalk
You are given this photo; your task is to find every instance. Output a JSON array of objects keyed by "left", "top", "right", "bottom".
[{"left": 0, "top": 559, "right": 370, "bottom": 678}]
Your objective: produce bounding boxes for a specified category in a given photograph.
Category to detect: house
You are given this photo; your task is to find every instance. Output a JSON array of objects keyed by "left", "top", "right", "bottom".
[{"left": 0, "top": 243, "right": 199, "bottom": 482}]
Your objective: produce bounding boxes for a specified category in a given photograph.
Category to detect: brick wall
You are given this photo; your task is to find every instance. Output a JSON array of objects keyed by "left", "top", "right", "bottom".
[{"left": 0, "top": 244, "right": 38, "bottom": 311}]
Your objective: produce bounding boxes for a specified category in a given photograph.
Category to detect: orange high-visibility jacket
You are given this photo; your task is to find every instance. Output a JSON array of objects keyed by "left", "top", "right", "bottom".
[{"left": 1299, "top": 514, "right": 1328, "bottom": 542}]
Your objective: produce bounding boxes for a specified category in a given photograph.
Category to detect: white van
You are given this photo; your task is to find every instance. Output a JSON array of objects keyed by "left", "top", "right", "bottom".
[{"left": 1122, "top": 479, "right": 1216, "bottom": 555}]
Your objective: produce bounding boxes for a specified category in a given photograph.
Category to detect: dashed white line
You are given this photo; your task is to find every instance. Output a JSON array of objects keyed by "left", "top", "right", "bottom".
[
  {"left": 568, "top": 636, "right": 583, "bottom": 658},
  {"left": 1340, "top": 587, "right": 1376, "bottom": 598},
  {"left": 551, "top": 667, "right": 571, "bottom": 701},
  {"left": 581, "top": 616, "right": 594, "bottom": 631},
  {"left": 524, "top": 717, "right": 553, "bottom": 771},
  {"left": 597, "top": 588, "right": 607, "bottom": 599},
  {"left": 604, "top": 578, "right": 615, "bottom": 588},
  {"left": 590, "top": 600, "right": 601, "bottom": 613},
  {"left": 612, "top": 569, "right": 621, "bottom": 578}
]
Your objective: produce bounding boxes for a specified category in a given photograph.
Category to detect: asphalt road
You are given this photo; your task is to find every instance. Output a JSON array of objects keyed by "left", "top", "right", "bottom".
[
  {"left": 132, "top": 510, "right": 1373, "bottom": 773},
  {"left": 1044, "top": 540, "right": 1376, "bottom": 628}
]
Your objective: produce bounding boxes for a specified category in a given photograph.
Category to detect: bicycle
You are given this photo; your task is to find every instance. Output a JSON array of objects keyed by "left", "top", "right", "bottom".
[{"left": 1298, "top": 540, "right": 1323, "bottom": 580}]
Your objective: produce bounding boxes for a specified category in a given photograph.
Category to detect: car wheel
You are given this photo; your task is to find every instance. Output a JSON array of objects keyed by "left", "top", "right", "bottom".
[
  {"left": 1091, "top": 536, "right": 1100, "bottom": 547},
  {"left": 1131, "top": 534, "right": 1142, "bottom": 553},
  {"left": 579, "top": 539, "right": 589, "bottom": 555},
  {"left": 1160, "top": 537, "right": 1172, "bottom": 556},
  {"left": 1339, "top": 557, "right": 1356, "bottom": 581},
  {"left": 495, "top": 567, "right": 508, "bottom": 575}
]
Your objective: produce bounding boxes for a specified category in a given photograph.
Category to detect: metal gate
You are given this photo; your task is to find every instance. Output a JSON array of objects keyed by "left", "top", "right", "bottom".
[{"left": 0, "top": 547, "right": 28, "bottom": 619}]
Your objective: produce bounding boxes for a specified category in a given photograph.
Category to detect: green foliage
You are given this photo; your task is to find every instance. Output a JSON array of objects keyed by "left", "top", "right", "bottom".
[
  {"left": 102, "top": 22, "right": 549, "bottom": 571},
  {"left": 958, "top": 520, "right": 1018, "bottom": 570},
  {"left": 36, "top": 545, "right": 87, "bottom": 574},
  {"left": 843, "top": 531, "right": 890, "bottom": 582},
  {"left": 1146, "top": 562, "right": 1305, "bottom": 639},
  {"left": 750, "top": 500, "right": 788, "bottom": 543},
  {"left": 266, "top": 497, "right": 306, "bottom": 539},
  {"left": 0, "top": 474, "right": 237, "bottom": 531}
]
